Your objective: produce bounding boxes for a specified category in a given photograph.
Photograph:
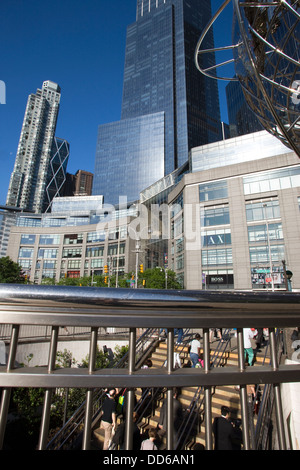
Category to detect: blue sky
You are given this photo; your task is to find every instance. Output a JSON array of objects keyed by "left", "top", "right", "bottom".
[{"left": 0, "top": 0, "right": 234, "bottom": 206}]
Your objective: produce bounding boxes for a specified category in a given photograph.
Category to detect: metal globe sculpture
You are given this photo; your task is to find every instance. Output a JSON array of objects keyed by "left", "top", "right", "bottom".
[{"left": 195, "top": 0, "right": 300, "bottom": 157}]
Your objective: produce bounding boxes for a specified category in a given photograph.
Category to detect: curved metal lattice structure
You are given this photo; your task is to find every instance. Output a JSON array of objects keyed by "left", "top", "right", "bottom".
[{"left": 195, "top": 0, "right": 300, "bottom": 157}]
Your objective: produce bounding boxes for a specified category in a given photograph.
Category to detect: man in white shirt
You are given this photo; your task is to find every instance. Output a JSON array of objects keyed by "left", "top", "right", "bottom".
[
  {"left": 189, "top": 333, "right": 201, "bottom": 367},
  {"left": 243, "top": 328, "right": 257, "bottom": 366}
]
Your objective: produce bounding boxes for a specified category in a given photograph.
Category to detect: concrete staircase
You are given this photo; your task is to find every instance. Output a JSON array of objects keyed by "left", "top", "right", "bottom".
[{"left": 92, "top": 339, "right": 266, "bottom": 449}]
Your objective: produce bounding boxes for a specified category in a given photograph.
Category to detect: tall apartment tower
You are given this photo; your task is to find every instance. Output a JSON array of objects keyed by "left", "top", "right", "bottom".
[
  {"left": 93, "top": 0, "right": 222, "bottom": 205},
  {"left": 6, "top": 80, "right": 68, "bottom": 213}
]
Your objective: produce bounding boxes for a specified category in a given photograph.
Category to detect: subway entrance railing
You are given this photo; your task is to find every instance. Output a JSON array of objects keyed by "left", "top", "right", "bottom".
[{"left": 0, "top": 284, "right": 299, "bottom": 450}]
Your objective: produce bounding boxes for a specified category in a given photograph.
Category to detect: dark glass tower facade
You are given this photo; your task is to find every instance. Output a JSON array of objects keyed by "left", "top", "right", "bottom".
[
  {"left": 226, "top": 78, "right": 263, "bottom": 138},
  {"left": 93, "top": 0, "right": 222, "bottom": 205}
]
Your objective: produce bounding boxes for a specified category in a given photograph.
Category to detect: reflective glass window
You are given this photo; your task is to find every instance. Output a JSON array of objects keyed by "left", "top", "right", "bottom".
[
  {"left": 202, "top": 228, "right": 231, "bottom": 247},
  {"left": 62, "top": 248, "right": 82, "bottom": 258},
  {"left": 20, "top": 234, "right": 36, "bottom": 245},
  {"left": 243, "top": 166, "right": 300, "bottom": 195},
  {"left": 201, "top": 248, "right": 232, "bottom": 266},
  {"left": 86, "top": 246, "right": 104, "bottom": 258},
  {"left": 38, "top": 248, "right": 58, "bottom": 259},
  {"left": 199, "top": 180, "right": 228, "bottom": 202},
  {"left": 18, "top": 247, "right": 34, "bottom": 258},
  {"left": 246, "top": 200, "right": 280, "bottom": 222},
  {"left": 203, "top": 206, "right": 230, "bottom": 226},
  {"left": 248, "top": 223, "right": 283, "bottom": 242},
  {"left": 39, "top": 234, "right": 60, "bottom": 245},
  {"left": 87, "top": 231, "right": 106, "bottom": 243}
]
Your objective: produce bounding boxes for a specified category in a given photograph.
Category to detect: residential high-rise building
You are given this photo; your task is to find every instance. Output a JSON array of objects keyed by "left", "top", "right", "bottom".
[
  {"left": 6, "top": 80, "right": 68, "bottom": 213},
  {"left": 93, "top": 0, "right": 222, "bottom": 205}
]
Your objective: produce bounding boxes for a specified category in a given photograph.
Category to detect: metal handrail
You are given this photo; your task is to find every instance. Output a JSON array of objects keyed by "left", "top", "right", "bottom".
[
  {"left": 175, "top": 329, "right": 233, "bottom": 449},
  {"left": 254, "top": 330, "right": 284, "bottom": 449},
  {"left": 0, "top": 284, "right": 300, "bottom": 450},
  {"left": 46, "top": 327, "right": 159, "bottom": 450}
]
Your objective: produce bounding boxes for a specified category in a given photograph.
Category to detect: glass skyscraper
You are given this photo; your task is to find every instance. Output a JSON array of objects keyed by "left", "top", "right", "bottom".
[
  {"left": 6, "top": 81, "right": 69, "bottom": 213},
  {"left": 226, "top": 78, "right": 263, "bottom": 138},
  {"left": 93, "top": 0, "right": 222, "bottom": 205},
  {"left": 44, "top": 137, "right": 70, "bottom": 213}
]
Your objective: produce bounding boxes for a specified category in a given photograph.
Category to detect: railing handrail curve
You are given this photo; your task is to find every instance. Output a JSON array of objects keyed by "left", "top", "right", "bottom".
[
  {"left": 0, "top": 284, "right": 300, "bottom": 329},
  {"left": 1, "top": 284, "right": 300, "bottom": 451}
]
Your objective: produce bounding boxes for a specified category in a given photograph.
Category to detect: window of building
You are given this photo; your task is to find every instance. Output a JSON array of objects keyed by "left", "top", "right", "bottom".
[
  {"left": 203, "top": 270, "right": 234, "bottom": 289},
  {"left": 20, "top": 234, "right": 36, "bottom": 245},
  {"left": 38, "top": 248, "right": 58, "bottom": 259},
  {"left": 176, "top": 237, "right": 184, "bottom": 253},
  {"left": 68, "top": 259, "right": 81, "bottom": 269},
  {"left": 251, "top": 267, "right": 284, "bottom": 288},
  {"left": 18, "top": 247, "right": 34, "bottom": 258},
  {"left": 63, "top": 233, "right": 83, "bottom": 245},
  {"left": 108, "top": 226, "right": 127, "bottom": 240},
  {"left": 62, "top": 248, "right": 82, "bottom": 258},
  {"left": 112, "top": 256, "right": 125, "bottom": 268},
  {"left": 43, "top": 260, "right": 57, "bottom": 269},
  {"left": 90, "top": 259, "right": 104, "bottom": 269},
  {"left": 176, "top": 253, "right": 184, "bottom": 271},
  {"left": 86, "top": 246, "right": 104, "bottom": 257},
  {"left": 170, "top": 192, "right": 183, "bottom": 217},
  {"left": 87, "top": 231, "right": 106, "bottom": 243},
  {"left": 199, "top": 180, "right": 228, "bottom": 202},
  {"left": 39, "top": 234, "right": 60, "bottom": 245},
  {"left": 249, "top": 244, "right": 285, "bottom": 263},
  {"left": 17, "top": 217, "right": 42, "bottom": 227},
  {"left": 17, "top": 258, "right": 32, "bottom": 269},
  {"left": 246, "top": 200, "right": 280, "bottom": 222},
  {"left": 202, "top": 248, "right": 232, "bottom": 266},
  {"left": 201, "top": 228, "right": 231, "bottom": 247},
  {"left": 248, "top": 223, "right": 283, "bottom": 242},
  {"left": 67, "top": 270, "right": 80, "bottom": 278},
  {"left": 42, "top": 269, "right": 56, "bottom": 279},
  {"left": 173, "top": 214, "right": 184, "bottom": 237},
  {"left": 108, "top": 243, "right": 125, "bottom": 256},
  {"left": 203, "top": 206, "right": 230, "bottom": 227},
  {"left": 243, "top": 166, "right": 300, "bottom": 195}
]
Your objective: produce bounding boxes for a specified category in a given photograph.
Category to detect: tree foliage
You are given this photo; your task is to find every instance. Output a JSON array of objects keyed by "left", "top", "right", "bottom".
[
  {"left": 140, "top": 268, "right": 182, "bottom": 289},
  {"left": 9, "top": 344, "right": 129, "bottom": 447},
  {"left": 0, "top": 256, "right": 25, "bottom": 284},
  {"left": 42, "top": 268, "right": 182, "bottom": 290}
]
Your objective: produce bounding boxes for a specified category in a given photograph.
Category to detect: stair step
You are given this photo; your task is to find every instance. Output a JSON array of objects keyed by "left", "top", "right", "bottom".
[{"left": 92, "top": 339, "right": 268, "bottom": 449}]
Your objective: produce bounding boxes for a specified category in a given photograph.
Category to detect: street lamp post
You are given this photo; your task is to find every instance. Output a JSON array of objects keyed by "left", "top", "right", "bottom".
[
  {"left": 134, "top": 239, "right": 141, "bottom": 289},
  {"left": 263, "top": 203, "right": 274, "bottom": 292}
]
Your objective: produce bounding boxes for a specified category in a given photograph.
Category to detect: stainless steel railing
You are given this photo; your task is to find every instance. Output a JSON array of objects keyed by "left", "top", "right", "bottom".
[
  {"left": 0, "top": 284, "right": 300, "bottom": 450},
  {"left": 0, "top": 324, "right": 128, "bottom": 342}
]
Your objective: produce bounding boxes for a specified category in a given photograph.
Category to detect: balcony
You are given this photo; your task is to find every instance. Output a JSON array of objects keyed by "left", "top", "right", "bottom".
[{"left": 0, "top": 284, "right": 299, "bottom": 451}]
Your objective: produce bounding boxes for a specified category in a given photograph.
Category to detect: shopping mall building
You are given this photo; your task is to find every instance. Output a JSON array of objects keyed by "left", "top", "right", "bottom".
[{"left": 5, "top": 130, "right": 300, "bottom": 292}]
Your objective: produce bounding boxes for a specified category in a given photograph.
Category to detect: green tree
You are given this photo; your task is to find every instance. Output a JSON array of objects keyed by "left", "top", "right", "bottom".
[
  {"left": 113, "top": 344, "right": 129, "bottom": 365},
  {"left": 80, "top": 346, "right": 110, "bottom": 369},
  {"left": 57, "top": 274, "right": 108, "bottom": 287},
  {"left": 140, "top": 267, "right": 182, "bottom": 289},
  {"left": 0, "top": 256, "right": 25, "bottom": 284}
]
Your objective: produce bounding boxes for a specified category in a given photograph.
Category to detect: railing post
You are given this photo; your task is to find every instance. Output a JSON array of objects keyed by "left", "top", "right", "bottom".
[
  {"left": 237, "top": 327, "right": 251, "bottom": 450},
  {"left": 82, "top": 327, "right": 98, "bottom": 450},
  {"left": 125, "top": 328, "right": 136, "bottom": 450},
  {"left": 248, "top": 390, "right": 256, "bottom": 449},
  {"left": 166, "top": 328, "right": 174, "bottom": 450},
  {"left": 38, "top": 326, "right": 59, "bottom": 450},
  {"left": 269, "top": 328, "right": 287, "bottom": 450},
  {"left": 203, "top": 327, "right": 213, "bottom": 450},
  {"left": 0, "top": 324, "right": 19, "bottom": 449}
]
